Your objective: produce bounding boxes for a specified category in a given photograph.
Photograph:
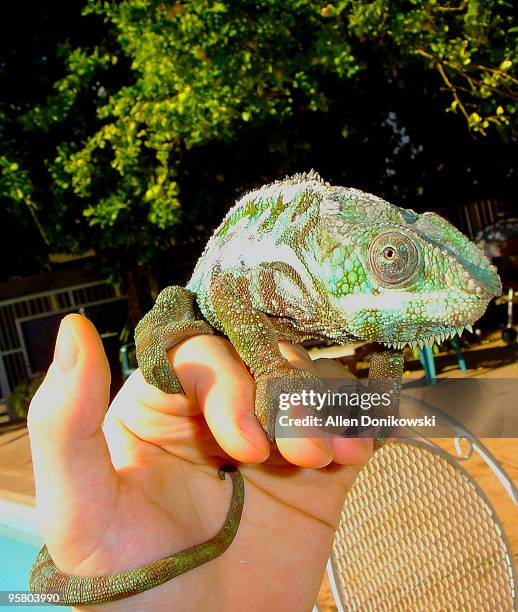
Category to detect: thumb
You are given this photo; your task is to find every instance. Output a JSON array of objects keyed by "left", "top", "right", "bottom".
[
  {"left": 28, "top": 313, "right": 111, "bottom": 438},
  {"left": 28, "top": 314, "right": 117, "bottom": 556}
]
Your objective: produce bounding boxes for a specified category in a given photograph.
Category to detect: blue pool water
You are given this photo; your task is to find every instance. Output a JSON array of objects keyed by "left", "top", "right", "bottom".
[{"left": 0, "top": 524, "right": 69, "bottom": 610}]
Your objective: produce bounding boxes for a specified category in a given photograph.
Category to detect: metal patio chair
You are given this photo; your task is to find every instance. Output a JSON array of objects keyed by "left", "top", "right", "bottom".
[{"left": 327, "top": 406, "right": 518, "bottom": 611}]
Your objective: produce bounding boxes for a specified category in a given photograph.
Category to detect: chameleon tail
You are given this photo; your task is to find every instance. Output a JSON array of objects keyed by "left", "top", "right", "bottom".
[{"left": 29, "top": 465, "right": 244, "bottom": 606}]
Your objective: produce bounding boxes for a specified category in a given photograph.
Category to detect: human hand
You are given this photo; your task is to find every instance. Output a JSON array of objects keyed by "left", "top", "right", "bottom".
[{"left": 28, "top": 314, "right": 372, "bottom": 611}]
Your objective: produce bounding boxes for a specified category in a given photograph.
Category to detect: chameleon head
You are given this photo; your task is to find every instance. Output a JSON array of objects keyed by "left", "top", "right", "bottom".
[{"left": 324, "top": 192, "right": 501, "bottom": 348}]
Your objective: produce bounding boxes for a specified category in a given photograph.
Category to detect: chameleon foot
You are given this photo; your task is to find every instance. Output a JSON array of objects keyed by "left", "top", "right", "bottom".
[
  {"left": 135, "top": 286, "right": 214, "bottom": 393},
  {"left": 29, "top": 465, "right": 244, "bottom": 606},
  {"left": 255, "top": 368, "right": 323, "bottom": 441},
  {"left": 368, "top": 347, "right": 404, "bottom": 449}
]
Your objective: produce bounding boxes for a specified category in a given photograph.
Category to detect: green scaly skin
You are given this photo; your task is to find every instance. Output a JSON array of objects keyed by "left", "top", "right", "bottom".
[{"left": 30, "top": 171, "right": 500, "bottom": 604}]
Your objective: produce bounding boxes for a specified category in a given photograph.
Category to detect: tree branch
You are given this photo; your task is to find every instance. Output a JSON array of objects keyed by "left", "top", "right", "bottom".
[
  {"left": 437, "top": 62, "right": 470, "bottom": 122},
  {"left": 436, "top": 1, "right": 467, "bottom": 11}
]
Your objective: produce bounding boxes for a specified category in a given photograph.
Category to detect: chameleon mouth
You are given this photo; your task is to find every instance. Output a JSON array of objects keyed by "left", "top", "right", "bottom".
[{"left": 382, "top": 323, "right": 474, "bottom": 350}]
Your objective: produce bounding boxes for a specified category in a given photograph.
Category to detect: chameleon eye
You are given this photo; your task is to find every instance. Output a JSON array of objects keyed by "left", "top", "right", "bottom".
[
  {"left": 383, "top": 247, "right": 396, "bottom": 260},
  {"left": 369, "top": 231, "right": 420, "bottom": 287}
]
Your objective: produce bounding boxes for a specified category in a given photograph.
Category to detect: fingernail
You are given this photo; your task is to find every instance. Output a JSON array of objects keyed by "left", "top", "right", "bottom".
[{"left": 54, "top": 318, "right": 78, "bottom": 373}]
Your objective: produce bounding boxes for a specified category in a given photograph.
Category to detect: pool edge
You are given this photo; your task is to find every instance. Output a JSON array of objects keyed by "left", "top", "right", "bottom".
[{"left": 0, "top": 491, "right": 41, "bottom": 545}]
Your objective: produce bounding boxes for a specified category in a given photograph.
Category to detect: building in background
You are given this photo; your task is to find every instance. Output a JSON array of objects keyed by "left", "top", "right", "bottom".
[{"left": 0, "top": 261, "right": 128, "bottom": 420}]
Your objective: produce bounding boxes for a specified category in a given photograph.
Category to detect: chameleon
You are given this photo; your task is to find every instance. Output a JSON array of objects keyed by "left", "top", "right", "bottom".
[{"left": 30, "top": 171, "right": 501, "bottom": 604}]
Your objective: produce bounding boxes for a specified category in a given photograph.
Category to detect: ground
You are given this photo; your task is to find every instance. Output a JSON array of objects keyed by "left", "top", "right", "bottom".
[{"left": 0, "top": 335, "right": 515, "bottom": 611}]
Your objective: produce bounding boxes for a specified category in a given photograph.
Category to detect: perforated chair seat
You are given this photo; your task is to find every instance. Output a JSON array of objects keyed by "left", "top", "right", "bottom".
[{"left": 330, "top": 442, "right": 516, "bottom": 611}]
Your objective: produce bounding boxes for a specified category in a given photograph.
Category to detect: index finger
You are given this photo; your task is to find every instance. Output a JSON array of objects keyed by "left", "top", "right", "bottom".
[{"left": 170, "top": 334, "right": 271, "bottom": 463}]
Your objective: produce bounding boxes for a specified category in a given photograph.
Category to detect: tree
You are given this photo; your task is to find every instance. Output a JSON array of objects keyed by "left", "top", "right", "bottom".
[
  {"left": 1, "top": 0, "right": 516, "bottom": 319},
  {"left": 0, "top": 3, "right": 111, "bottom": 280}
]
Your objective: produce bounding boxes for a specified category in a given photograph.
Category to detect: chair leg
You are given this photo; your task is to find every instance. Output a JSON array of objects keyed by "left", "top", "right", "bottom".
[
  {"left": 419, "top": 346, "right": 436, "bottom": 384},
  {"left": 451, "top": 337, "right": 467, "bottom": 374}
]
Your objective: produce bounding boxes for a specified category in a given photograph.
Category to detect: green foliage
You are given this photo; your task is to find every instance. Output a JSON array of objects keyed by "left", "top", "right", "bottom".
[
  {"left": 7, "top": 374, "right": 45, "bottom": 420},
  {"left": 0, "top": 152, "right": 47, "bottom": 241},
  {"left": 0, "top": 0, "right": 516, "bottom": 286},
  {"left": 35, "top": 0, "right": 363, "bottom": 241},
  {"left": 329, "top": 0, "right": 516, "bottom": 133}
]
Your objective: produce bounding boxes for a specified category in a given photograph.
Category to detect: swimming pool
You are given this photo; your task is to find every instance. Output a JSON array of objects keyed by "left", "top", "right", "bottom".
[{"left": 0, "top": 499, "right": 69, "bottom": 610}]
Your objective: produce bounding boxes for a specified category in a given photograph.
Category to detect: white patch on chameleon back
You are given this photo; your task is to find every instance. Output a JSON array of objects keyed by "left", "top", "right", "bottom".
[
  {"left": 187, "top": 216, "right": 318, "bottom": 292},
  {"left": 189, "top": 178, "right": 330, "bottom": 291},
  {"left": 217, "top": 234, "right": 318, "bottom": 292}
]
